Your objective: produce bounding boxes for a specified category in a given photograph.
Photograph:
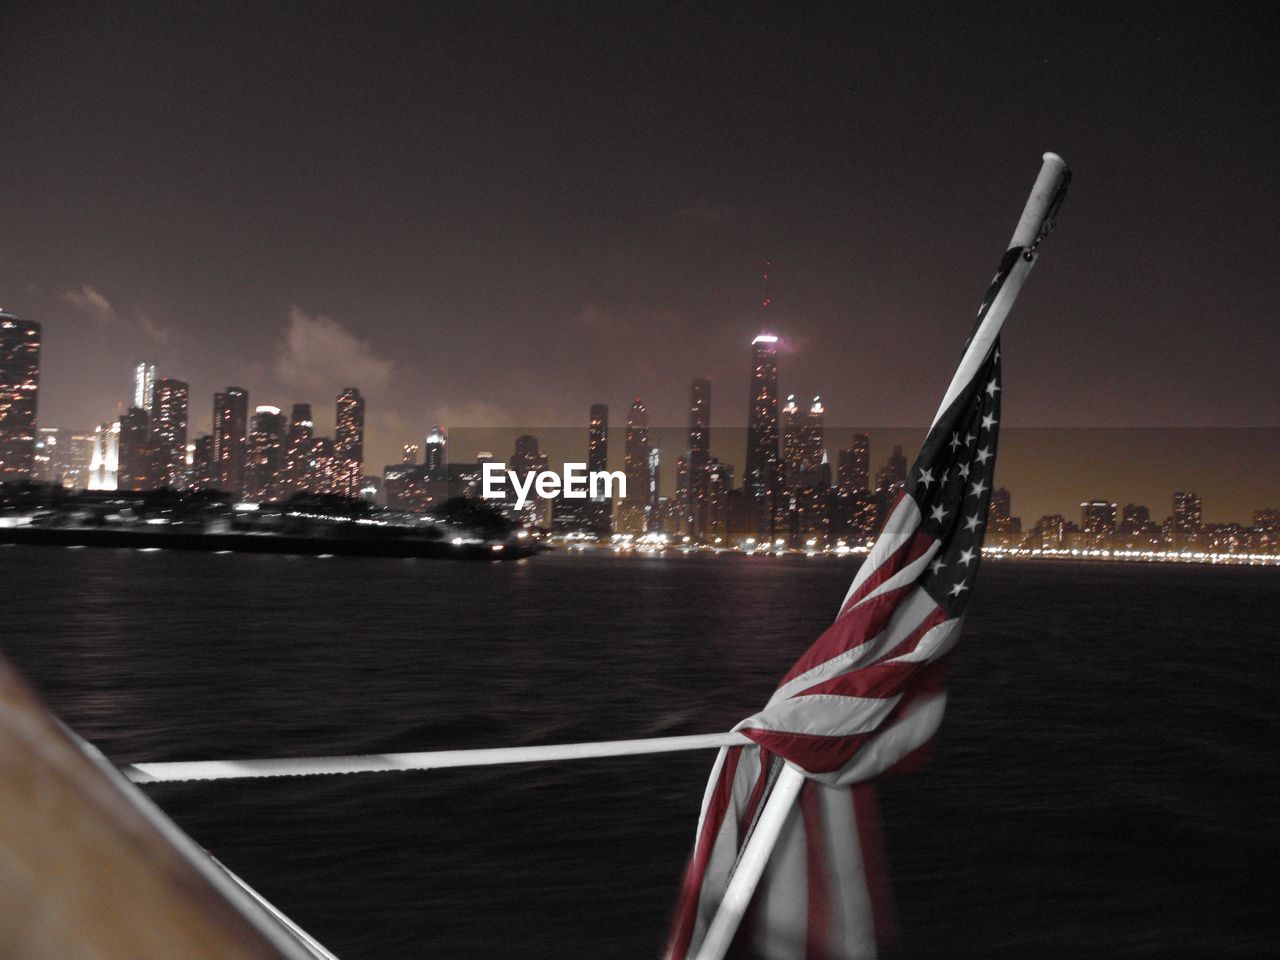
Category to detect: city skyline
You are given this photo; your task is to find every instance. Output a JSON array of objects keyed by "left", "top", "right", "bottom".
[
  {"left": 1, "top": 4, "right": 1277, "bottom": 477},
  {"left": 5, "top": 315, "right": 1278, "bottom": 529}
]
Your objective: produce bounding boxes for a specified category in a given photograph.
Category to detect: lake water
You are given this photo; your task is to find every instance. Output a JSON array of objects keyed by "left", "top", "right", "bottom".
[{"left": 2, "top": 546, "right": 1278, "bottom": 958}]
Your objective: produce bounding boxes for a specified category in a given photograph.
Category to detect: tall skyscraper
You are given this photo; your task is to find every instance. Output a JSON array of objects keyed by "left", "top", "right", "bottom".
[
  {"left": 133, "top": 361, "right": 157, "bottom": 414},
  {"left": 152, "top": 377, "right": 189, "bottom": 488},
  {"left": 1172, "top": 491, "right": 1203, "bottom": 545},
  {"left": 212, "top": 387, "right": 249, "bottom": 494},
  {"left": 687, "top": 381, "right": 710, "bottom": 537},
  {"left": 424, "top": 424, "right": 448, "bottom": 481},
  {"left": 0, "top": 312, "right": 41, "bottom": 481},
  {"left": 284, "top": 403, "right": 315, "bottom": 494},
  {"left": 802, "top": 397, "right": 824, "bottom": 476},
  {"left": 837, "top": 433, "right": 870, "bottom": 493},
  {"left": 88, "top": 420, "right": 120, "bottom": 490},
  {"left": 745, "top": 334, "right": 780, "bottom": 531},
  {"left": 246, "top": 405, "right": 288, "bottom": 501},
  {"left": 588, "top": 404, "right": 609, "bottom": 474},
  {"left": 189, "top": 434, "right": 214, "bottom": 490},
  {"left": 621, "top": 398, "right": 652, "bottom": 534},
  {"left": 335, "top": 388, "right": 365, "bottom": 470},
  {"left": 781, "top": 394, "right": 802, "bottom": 490},
  {"left": 588, "top": 403, "right": 611, "bottom": 531},
  {"left": 1081, "top": 500, "right": 1118, "bottom": 538},
  {"left": 116, "top": 407, "right": 155, "bottom": 491}
]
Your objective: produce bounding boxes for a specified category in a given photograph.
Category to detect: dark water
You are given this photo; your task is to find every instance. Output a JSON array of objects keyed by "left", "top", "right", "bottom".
[{"left": 2, "top": 546, "right": 1278, "bottom": 959}]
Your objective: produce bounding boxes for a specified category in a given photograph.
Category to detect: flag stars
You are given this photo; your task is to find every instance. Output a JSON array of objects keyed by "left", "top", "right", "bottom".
[
  {"left": 969, "top": 478, "right": 989, "bottom": 498},
  {"left": 929, "top": 504, "right": 948, "bottom": 523},
  {"left": 985, "top": 378, "right": 1001, "bottom": 398},
  {"left": 957, "top": 547, "right": 976, "bottom": 565},
  {"left": 928, "top": 555, "right": 947, "bottom": 576},
  {"left": 948, "top": 581, "right": 969, "bottom": 598},
  {"left": 957, "top": 461, "right": 971, "bottom": 479},
  {"left": 917, "top": 467, "right": 935, "bottom": 488},
  {"left": 981, "top": 413, "right": 998, "bottom": 431},
  {"left": 949, "top": 432, "right": 962, "bottom": 451},
  {"left": 963, "top": 512, "right": 982, "bottom": 532},
  {"left": 975, "top": 446, "right": 993, "bottom": 465}
]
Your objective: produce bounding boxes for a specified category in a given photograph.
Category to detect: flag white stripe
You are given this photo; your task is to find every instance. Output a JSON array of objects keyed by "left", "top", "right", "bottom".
[
  {"left": 829, "top": 691, "right": 948, "bottom": 787},
  {"left": 883, "top": 616, "right": 961, "bottom": 666},
  {"left": 688, "top": 745, "right": 764, "bottom": 950},
  {"left": 839, "top": 497, "right": 922, "bottom": 611},
  {"left": 819, "top": 785, "right": 876, "bottom": 960},
  {"left": 768, "top": 587, "right": 939, "bottom": 706},
  {"left": 741, "top": 693, "right": 903, "bottom": 740},
  {"left": 754, "top": 800, "right": 809, "bottom": 959},
  {"left": 845, "top": 540, "right": 941, "bottom": 613}
]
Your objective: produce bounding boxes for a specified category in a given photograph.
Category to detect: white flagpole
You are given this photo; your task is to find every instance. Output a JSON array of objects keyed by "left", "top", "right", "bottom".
[
  {"left": 929, "top": 152, "right": 1070, "bottom": 430},
  {"left": 691, "top": 152, "right": 1071, "bottom": 960}
]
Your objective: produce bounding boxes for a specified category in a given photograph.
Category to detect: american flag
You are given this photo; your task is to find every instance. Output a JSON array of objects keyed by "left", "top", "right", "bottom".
[{"left": 665, "top": 243, "right": 1029, "bottom": 960}]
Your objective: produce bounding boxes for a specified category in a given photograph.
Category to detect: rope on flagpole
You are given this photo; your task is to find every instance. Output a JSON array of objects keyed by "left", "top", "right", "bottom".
[{"left": 122, "top": 731, "right": 752, "bottom": 783}]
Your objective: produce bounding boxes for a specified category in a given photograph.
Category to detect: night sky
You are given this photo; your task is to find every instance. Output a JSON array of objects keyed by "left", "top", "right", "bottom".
[{"left": 1, "top": 2, "right": 1277, "bottom": 519}]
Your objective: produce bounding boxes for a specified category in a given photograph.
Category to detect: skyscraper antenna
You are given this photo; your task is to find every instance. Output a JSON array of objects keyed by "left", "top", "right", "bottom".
[{"left": 759, "top": 258, "right": 773, "bottom": 320}]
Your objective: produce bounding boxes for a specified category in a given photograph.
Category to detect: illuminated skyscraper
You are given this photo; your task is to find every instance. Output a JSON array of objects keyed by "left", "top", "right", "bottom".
[
  {"left": 284, "top": 403, "right": 315, "bottom": 494},
  {"left": 511, "top": 434, "right": 549, "bottom": 527},
  {"left": 189, "top": 434, "right": 214, "bottom": 490},
  {"left": 687, "top": 381, "right": 710, "bottom": 537},
  {"left": 212, "top": 387, "right": 248, "bottom": 494},
  {"left": 781, "top": 394, "right": 802, "bottom": 490},
  {"left": 1172, "top": 491, "right": 1202, "bottom": 537},
  {"left": 117, "top": 406, "right": 155, "bottom": 491},
  {"left": 152, "top": 377, "right": 189, "bottom": 488},
  {"left": 1081, "top": 500, "right": 1118, "bottom": 540},
  {"left": 588, "top": 404, "right": 610, "bottom": 530},
  {"left": 883, "top": 445, "right": 907, "bottom": 491},
  {"left": 88, "top": 420, "right": 120, "bottom": 490},
  {"left": 837, "top": 433, "right": 870, "bottom": 493},
  {"left": 335, "top": 388, "right": 365, "bottom": 470},
  {"left": 424, "top": 424, "right": 448, "bottom": 481},
  {"left": 133, "top": 361, "right": 157, "bottom": 413},
  {"left": 647, "top": 445, "right": 661, "bottom": 532},
  {"left": 588, "top": 404, "right": 609, "bottom": 473},
  {"left": 745, "top": 335, "right": 780, "bottom": 525},
  {"left": 0, "top": 312, "right": 41, "bottom": 481},
  {"left": 621, "top": 398, "right": 652, "bottom": 534},
  {"left": 246, "top": 405, "right": 288, "bottom": 501},
  {"left": 803, "top": 398, "right": 824, "bottom": 476}
]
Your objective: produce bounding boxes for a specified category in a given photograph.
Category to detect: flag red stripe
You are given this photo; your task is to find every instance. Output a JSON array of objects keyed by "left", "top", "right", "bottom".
[
  {"left": 666, "top": 745, "right": 743, "bottom": 960},
  {"left": 837, "top": 524, "right": 935, "bottom": 618},
  {"left": 801, "top": 783, "right": 832, "bottom": 960},
  {"left": 852, "top": 784, "right": 898, "bottom": 950},
  {"left": 779, "top": 575, "right": 930, "bottom": 690}
]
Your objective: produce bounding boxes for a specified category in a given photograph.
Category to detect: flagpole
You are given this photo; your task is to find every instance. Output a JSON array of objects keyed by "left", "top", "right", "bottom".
[
  {"left": 690, "top": 152, "right": 1071, "bottom": 960},
  {"left": 691, "top": 762, "right": 806, "bottom": 960},
  {"left": 928, "top": 152, "right": 1070, "bottom": 430}
]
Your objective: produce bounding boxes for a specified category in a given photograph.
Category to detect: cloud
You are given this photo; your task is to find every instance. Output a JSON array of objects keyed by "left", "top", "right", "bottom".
[
  {"left": 61, "top": 284, "right": 168, "bottom": 341},
  {"left": 62, "top": 284, "right": 117, "bottom": 324},
  {"left": 275, "top": 307, "right": 393, "bottom": 395}
]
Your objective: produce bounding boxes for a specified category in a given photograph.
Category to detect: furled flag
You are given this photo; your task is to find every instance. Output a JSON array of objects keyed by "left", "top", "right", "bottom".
[{"left": 665, "top": 156, "right": 1070, "bottom": 960}]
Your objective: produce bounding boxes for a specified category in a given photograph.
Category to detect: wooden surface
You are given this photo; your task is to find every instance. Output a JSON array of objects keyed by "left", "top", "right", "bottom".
[{"left": 0, "top": 654, "right": 323, "bottom": 959}]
